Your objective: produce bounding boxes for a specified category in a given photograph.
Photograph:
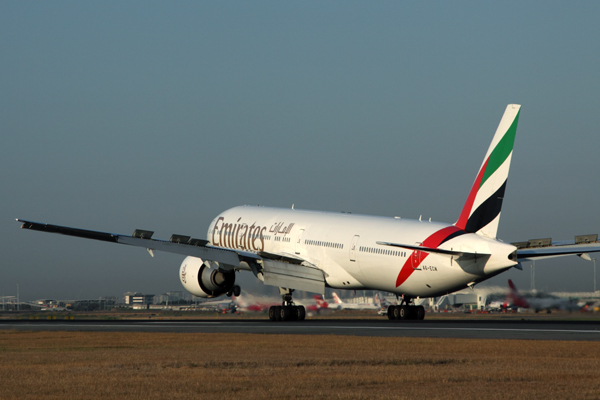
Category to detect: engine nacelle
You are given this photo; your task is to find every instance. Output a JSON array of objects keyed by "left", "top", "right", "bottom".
[{"left": 179, "top": 256, "right": 235, "bottom": 298}]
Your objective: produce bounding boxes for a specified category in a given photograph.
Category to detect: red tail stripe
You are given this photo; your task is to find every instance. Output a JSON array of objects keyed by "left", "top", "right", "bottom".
[
  {"left": 455, "top": 158, "right": 489, "bottom": 230},
  {"left": 395, "top": 226, "right": 463, "bottom": 288}
]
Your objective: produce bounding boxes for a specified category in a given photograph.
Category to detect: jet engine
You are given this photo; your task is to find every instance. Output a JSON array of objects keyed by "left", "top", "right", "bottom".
[{"left": 179, "top": 256, "right": 235, "bottom": 298}]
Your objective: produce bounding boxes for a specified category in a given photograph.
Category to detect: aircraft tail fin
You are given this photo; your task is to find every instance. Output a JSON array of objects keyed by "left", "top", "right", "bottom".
[
  {"left": 455, "top": 104, "right": 521, "bottom": 238},
  {"left": 313, "top": 294, "right": 328, "bottom": 309},
  {"left": 378, "top": 294, "right": 390, "bottom": 307},
  {"left": 332, "top": 292, "right": 343, "bottom": 304},
  {"left": 507, "top": 279, "right": 529, "bottom": 308}
]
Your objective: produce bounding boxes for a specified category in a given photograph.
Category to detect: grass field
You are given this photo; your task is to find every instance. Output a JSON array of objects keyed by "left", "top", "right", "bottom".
[{"left": 1, "top": 330, "right": 600, "bottom": 399}]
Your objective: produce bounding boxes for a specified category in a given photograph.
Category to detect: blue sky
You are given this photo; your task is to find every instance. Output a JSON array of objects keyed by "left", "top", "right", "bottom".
[{"left": 2, "top": 2, "right": 600, "bottom": 300}]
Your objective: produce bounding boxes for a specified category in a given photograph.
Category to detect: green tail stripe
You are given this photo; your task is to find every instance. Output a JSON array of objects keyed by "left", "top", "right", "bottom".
[{"left": 480, "top": 110, "right": 520, "bottom": 188}]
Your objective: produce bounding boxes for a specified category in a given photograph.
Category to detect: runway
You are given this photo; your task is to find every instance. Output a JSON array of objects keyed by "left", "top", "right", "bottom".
[{"left": 2, "top": 318, "right": 600, "bottom": 340}]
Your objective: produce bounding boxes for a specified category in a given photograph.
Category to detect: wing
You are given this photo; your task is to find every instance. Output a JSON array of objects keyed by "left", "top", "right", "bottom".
[
  {"left": 17, "top": 219, "right": 248, "bottom": 265},
  {"left": 516, "top": 242, "right": 600, "bottom": 262},
  {"left": 17, "top": 219, "right": 326, "bottom": 293}
]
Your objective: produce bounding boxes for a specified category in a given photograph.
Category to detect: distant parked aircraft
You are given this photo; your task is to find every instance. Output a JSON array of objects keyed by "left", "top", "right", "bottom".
[
  {"left": 331, "top": 292, "right": 379, "bottom": 310},
  {"left": 506, "top": 280, "right": 581, "bottom": 313},
  {"left": 197, "top": 297, "right": 235, "bottom": 313},
  {"left": 234, "top": 293, "right": 328, "bottom": 318}
]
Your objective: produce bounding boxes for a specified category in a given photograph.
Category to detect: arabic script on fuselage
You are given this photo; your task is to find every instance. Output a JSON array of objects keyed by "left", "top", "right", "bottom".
[{"left": 211, "top": 217, "right": 295, "bottom": 251}]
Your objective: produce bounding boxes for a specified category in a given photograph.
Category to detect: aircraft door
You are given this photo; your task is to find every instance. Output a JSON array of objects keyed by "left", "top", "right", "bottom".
[
  {"left": 295, "top": 229, "right": 305, "bottom": 254},
  {"left": 350, "top": 235, "right": 360, "bottom": 261},
  {"left": 411, "top": 250, "right": 422, "bottom": 269}
]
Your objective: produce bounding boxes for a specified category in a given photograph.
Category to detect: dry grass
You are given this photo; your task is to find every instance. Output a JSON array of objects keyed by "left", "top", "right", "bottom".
[{"left": 1, "top": 331, "right": 600, "bottom": 399}]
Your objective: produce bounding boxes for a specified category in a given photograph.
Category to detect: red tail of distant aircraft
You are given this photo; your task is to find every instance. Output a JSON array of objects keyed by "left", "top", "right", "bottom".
[{"left": 506, "top": 279, "right": 581, "bottom": 313}]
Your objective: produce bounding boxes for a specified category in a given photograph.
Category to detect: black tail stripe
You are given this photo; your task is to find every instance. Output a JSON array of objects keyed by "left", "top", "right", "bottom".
[
  {"left": 464, "top": 181, "right": 507, "bottom": 233},
  {"left": 439, "top": 230, "right": 468, "bottom": 246}
]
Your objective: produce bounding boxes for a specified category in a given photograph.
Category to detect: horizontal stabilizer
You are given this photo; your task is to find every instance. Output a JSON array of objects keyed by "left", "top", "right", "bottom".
[
  {"left": 517, "top": 242, "right": 600, "bottom": 261},
  {"left": 376, "top": 241, "right": 490, "bottom": 258}
]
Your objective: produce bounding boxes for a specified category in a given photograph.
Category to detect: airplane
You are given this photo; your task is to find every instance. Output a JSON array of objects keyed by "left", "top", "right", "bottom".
[
  {"left": 297, "top": 295, "right": 330, "bottom": 317},
  {"left": 376, "top": 293, "right": 400, "bottom": 316},
  {"left": 376, "top": 293, "right": 397, "bottom": 308},
  {"left": 311, "top": 295, "right": 330, "bottom": 312},
  {"left": 331, "top": 292, "right": 379, "bottom": 310},
  {"left": 486, "top": 299, "right": 510, "bottom": 312},
  {"left": 231, "top": 294, "right": 274, "bottom": 313},
  {"left": 17, "top": 104, "right": 600, "bottom": 322},
  {"left": 580, "top": 301, "right": 600, "bottom": 313},
  {"left": 234, "top": 293, "right": 328, "bottom": 318},
  {"left": 196, "top": 297, "right": 236, "bottom": 313},
  {"left": 506, "top": 279, "right": 581, "bottom": 313}
]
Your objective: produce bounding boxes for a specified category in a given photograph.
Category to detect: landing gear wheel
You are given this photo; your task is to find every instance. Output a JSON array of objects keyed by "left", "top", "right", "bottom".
[
  {"left": 232, "top": 285, "right": 241, "bottom": 297},
  {"left": 270, "top": 288, "right": 308, "bottom": 322},
  {"left": 274, "top": 306, "right": 283, "bottom": 321},
  {"left": 387, "top": 306, "right": 396, "bottom": 320},
  {"left": 280, "top": 306, "right": 291, "bottom": 321},
  {"left": 392, "top": 305, "right": 401, "bottom": 320},
  {"left": 269, "top": 306, "right": 277, "bottom": 321},
  {"left": 415, "top": 305, "right": 425, "bottom": 320},
  {"left": 399, "top": 305, "right": 410, "bottom": 320},
  {"left": 296, "top": 306, "right": 306, "bottom": 321}
]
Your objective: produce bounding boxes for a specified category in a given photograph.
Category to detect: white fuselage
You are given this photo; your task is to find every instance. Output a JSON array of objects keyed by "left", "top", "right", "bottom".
[{"left": 208, "top": 205, "right": 517, "bottom": 298}]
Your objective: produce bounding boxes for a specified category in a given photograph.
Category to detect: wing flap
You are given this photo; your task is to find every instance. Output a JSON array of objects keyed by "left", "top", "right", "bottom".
[
  {"left": 257, "top": 250, "right": 305, "bottom": 265},
  {"left": 261, "top": 259, "right": 325, "bottom": 294}
]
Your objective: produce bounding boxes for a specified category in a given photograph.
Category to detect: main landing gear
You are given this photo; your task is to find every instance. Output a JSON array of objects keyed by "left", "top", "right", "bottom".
[
  {"left": 268, "top": 288, "right": 306, "bottom": 322},
  {"left": 387, "top": 297, "right": 425, "bottom": 321},
  {"left": 226, "top": 285, "right": 241, "bottom": 297}
]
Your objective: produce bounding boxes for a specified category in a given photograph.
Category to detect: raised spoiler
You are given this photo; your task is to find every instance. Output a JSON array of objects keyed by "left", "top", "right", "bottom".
[
  {"left": 16, "top": 219, "right": 327, "bottom": 293},
  {"left": 16, "top": 219, "right": 246, "bottom": 266}
]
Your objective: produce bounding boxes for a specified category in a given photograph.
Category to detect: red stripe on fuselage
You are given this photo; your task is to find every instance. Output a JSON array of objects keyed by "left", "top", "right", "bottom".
[{"left": 395, "top": 225, "right": 464, "bottom": 288}]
